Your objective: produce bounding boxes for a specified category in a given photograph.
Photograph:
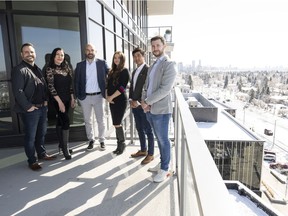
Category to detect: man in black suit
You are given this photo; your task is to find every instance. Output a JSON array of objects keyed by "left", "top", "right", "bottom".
[
  {"left": 74, "top": 44, "right": 109, "bottom": 151},
  {"left": 129, "top": 48, "right": 154, "bottom": 164}
]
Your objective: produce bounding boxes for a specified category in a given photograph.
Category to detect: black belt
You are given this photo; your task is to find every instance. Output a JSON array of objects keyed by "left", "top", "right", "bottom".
[
  {"left": 33, "top": 103, "right": 46, "bottom": 108},
  {"left": 86, "top": 92, "right": 101, "bottom": 96}
]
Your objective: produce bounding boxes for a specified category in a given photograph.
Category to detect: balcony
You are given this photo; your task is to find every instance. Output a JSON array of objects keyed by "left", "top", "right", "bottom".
[{"left": 0, "top": 88, "right": 284, "bottom": 216}]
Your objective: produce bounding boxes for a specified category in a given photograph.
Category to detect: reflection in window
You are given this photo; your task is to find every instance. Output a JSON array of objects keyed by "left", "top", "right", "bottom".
[
  {"left": 0, "top": 30, "right": 7, "bottom": 80},
  {"left": 0, "top": 81, "right": 10, "bottom": 111},
  {"left": 14, "top": 15, "right": 81, "bottom": 70},
  {"left": 0, "top": 81, "right": 12, "bottom": 135},
  {"left": 13, "top": 15, "right": 81, "bottom": 127},
  {"left": 0, "top": 23, "right": 13, "bottom": 135},
  {"left": 123, "top": 26, "right": 129, "bottom": 40},
  {"left": 12, "top": 1, "right": 78, "bottom": 12},
  {"left": 0, "top": 1, "right": 5, "bottom": 9}
]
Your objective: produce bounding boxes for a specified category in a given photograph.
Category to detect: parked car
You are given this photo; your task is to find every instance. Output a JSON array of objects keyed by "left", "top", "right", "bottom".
[
  {"left": 264, "top": 153, "right": 276, "bottom": 163},
  {"left": 264, "top": 149, "right": 276, "bottom": 156},
  {"left": 264, "top": 129, "right": 273, "bottom": 136}
]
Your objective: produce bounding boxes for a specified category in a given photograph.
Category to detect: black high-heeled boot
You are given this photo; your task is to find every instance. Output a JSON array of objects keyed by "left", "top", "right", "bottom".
[
  {"left": 57, "top": 126, "right": 73, "bottom": 154},
  {"left": 115, "top": 127, "right": 126, "bottom": 155},
  {"left": 62, "top": 129, "right": 72, "bottom": 160}
]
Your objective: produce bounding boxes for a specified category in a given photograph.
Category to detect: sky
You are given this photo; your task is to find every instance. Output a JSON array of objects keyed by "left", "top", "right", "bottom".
[{"left": 149, "top": 0, "right": 288, "bottom": 69}]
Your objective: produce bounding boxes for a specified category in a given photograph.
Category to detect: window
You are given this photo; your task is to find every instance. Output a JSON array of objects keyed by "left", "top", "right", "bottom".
[
  {"left": 13, "top": 15, "right": 81, "bottom": 69},
  {"left": 115, "top": 0, "right": 122, "bottom": 18},
  {"left": 88, "top": 21, "right": 104, "bottom": 59},
  {"left": 87, "top": 0, "right": 102, "bottom": 24},
  {"left": 0, "top": 1, "right": 5, "bottom": 9},
  {"left": 104, "top": 9, "right": 114, "bottom": 32},
  {"left": 0, "top": 20, "right": 13, "bottom": 135},
  {"left": 115, "top": 19, "right": 122, "bottom": 36},
  {"left": 105, "top": 30, "right": 115, "bottom": 66},
  {"left": 13, "top": 15, "right": 81, "bottom": 127},
  {"left": 12, "top": 1, "right": 78, "bottom": 13},
  {"left": 116, "top": 36, "right": 123, "bottom": 52}
]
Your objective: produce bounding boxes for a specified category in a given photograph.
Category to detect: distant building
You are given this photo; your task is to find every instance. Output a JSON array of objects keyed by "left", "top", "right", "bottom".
[{"left": 183, "top": 93, "right": 264, "bottom": 194}]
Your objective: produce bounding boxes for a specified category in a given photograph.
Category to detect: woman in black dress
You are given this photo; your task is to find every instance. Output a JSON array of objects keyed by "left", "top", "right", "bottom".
[
  {"left": 106, "top": 51, "right": 130, "bottom": 155},
  {"left": 46, "top": 48, "right": 76, "bottom": 160}
]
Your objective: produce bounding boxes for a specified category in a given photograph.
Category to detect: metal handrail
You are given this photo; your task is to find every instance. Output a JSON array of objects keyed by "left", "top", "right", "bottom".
[{"left": 174, "top": 87, "right": 235, "bottom": 216}]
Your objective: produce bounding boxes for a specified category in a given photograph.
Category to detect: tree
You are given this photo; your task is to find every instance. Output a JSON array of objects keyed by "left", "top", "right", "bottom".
[
  {"left": 249, "top": 89, "right": 255, "bottom": 103},
  {"left": 224, "top": 75, "right": 228, "bottom": 89}
]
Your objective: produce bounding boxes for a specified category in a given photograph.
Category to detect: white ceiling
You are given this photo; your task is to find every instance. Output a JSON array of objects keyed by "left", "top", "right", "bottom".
[{"left": 147, "top": 0, "right": 174, "bottom": 15}]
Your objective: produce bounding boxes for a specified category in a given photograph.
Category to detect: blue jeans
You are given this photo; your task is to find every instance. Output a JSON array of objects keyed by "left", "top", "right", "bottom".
[
  {"left": 132, "top": 107, "right": 154, "bottom": 155},
  {"left": 146, "top": 112, "right": 171, "bottom": 171},
  {"left": 20, "top": 106, "right": 47, "bottom": 165}
]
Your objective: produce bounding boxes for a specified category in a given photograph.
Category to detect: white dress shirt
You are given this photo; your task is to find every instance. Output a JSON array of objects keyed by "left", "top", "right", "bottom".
[{"left": 86, "top": 60, "right": 101, "bottom": 93}]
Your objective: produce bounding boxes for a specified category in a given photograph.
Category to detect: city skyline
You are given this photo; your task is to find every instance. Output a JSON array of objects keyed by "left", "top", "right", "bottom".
[{"left": 149, "top": 0, "right": 288, "bottom": 69}]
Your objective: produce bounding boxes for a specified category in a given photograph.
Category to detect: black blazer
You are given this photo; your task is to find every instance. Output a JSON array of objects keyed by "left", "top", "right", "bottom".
[
  {"left": 11, "top": 61, "right": 48, "bottom": 113},
  {"left": 129, "top": 64, "right": 149, "bottom": 102},
  {"left": 74, "top": 59, "right": 109, "bottom": 100}
]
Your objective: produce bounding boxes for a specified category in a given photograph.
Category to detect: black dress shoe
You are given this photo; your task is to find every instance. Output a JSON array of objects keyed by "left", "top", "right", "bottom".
[
  {"left": 38, "top": 153, "right": 57, "bottom": 161},
  {"left": 87, "top": 140, "right": 94, "bottom": 151},
  {"left": 29, "top": 162, "right": 42, "bottom": 171},
  {"left": 100, "top": 142, "right": 106, "bottom": 151}
]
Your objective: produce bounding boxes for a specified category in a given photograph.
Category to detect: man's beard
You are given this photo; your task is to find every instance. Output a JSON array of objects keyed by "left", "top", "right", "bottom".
[
  {"left": 153, "top": 50, "right": 163, "bottom": 57},
  {"left": 86, "top": 54, "right": 95, "bottom": 59}
]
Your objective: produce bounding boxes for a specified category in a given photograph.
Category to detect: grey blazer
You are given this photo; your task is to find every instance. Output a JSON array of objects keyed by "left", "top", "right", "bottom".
[{"left": 142, "top": 55, "right": 177, "bottom": 115}]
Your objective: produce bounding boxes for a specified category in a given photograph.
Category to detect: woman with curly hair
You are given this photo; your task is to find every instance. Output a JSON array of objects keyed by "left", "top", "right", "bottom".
[
  {"left": 46, "top": 48, "right": 76, "bottom": 160},
  {"left": 106, "top": 51, "right": 130, "bottom": 155}
]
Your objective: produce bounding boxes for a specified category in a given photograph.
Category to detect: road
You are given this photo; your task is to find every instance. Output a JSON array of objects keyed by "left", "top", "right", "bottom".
[{"left": 229, "top": 99, "right": 288, "bottom": 161}]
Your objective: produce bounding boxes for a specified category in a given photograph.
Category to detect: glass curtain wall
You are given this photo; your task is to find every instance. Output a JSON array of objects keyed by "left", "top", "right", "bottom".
[
  {"left": 86, "top": 0, "right": 147, "bottom": 71},
  {"left": 0, "top": 15, "right": 13, "bottom": 135},
  {"left": 0, "top": 0, "right": 148, "bottom": 144},
  {"left": 0, "top": 1, "right": 82, "bottom": 138},
  {"left": 206, "top": 140, "right": 263, "bottom": 192}
]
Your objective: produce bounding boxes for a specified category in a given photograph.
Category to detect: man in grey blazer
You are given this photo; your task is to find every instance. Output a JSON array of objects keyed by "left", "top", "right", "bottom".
[
  {"left": 141, "top": 36, "right": 177, "bottom": 183},
  {"left": 129, "top": 48, "right": 154, "bottom": 165},
  {"left": 74, "top": 44, "right": 109, "bottom": 151}
]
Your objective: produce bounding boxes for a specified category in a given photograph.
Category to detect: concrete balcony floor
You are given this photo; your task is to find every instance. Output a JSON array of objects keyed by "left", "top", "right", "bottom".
[{"left": 0, "top": 140, "right": 179, "bottom": 216}]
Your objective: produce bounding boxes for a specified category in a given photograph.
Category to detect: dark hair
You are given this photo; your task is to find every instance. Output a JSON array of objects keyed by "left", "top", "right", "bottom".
[
  {"left": 108, "top": 51, "right": 126, "bottom": 85},
  {"left": 21, "top": 43, "right": 34, "bottom": 52},
  {"left": 132, "top": 47, "right": 145, "bottom": 57},
  {"left": 110, "top": 51, "right": 126, "bottom": 72},
  {"left": 48, "top": 47, "right": 70, "bottom": 70},
  {"left": 150, "top": 35, "right": 166, "bottom": 45}
]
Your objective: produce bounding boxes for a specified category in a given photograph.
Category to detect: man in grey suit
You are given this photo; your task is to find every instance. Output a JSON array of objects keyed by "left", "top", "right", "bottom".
[
  {"left": 129, "top": 48, "right": 154, "bottom": 165},
  {"left": 141, "top": 36, "right": 177, "bottom": 183},
  {"left": 74, "top": 44, "right": 109, "bottom": 151}
]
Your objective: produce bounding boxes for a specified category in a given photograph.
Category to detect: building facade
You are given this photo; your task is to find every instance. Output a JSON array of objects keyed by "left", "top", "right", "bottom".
[{"left": 0, "top": 0, "right": 173, "bottom": 147}]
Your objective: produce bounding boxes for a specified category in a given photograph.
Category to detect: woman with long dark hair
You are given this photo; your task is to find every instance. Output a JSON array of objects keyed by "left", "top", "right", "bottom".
[
  {"left": 106, "top": 51, "right": 130, "bottom": 155},
  {"left": 46, "top": 48, "right": 75, "bottom": 160}
]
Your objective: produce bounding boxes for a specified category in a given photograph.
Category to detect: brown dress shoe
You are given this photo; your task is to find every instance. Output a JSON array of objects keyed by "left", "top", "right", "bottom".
[
  {"left": 141, "top": 155, "right": 154, "bottom": 164},
  {"left": 29, "top": 162, "right": 42, "bottom": 171},
  {"left": 38, "top": 153, "right": 57, "bottom": 161},
  {"left": 131, "top": 150, "right": 147, "bottom": 158}
]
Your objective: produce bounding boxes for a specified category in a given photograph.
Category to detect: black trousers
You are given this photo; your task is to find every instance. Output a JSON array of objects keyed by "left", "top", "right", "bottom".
[
  {"left": 53, "top": 100, "right": 71, "bottom": 130},
  {"left": 109, "top": 100, "right": 127, "bottom": 125}
]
